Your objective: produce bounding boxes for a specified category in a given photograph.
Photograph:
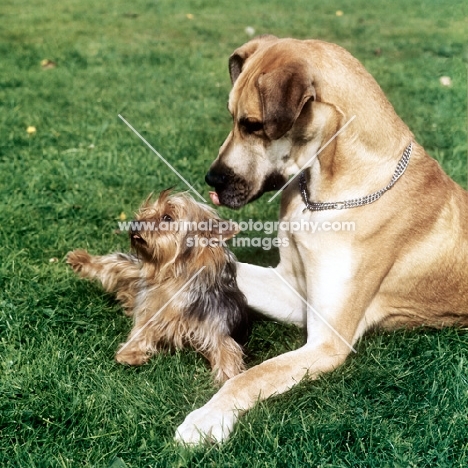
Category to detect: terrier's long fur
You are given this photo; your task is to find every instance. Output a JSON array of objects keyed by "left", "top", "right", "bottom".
[{"left": 67, "top": 190, "right": 249, "bottom": 383}]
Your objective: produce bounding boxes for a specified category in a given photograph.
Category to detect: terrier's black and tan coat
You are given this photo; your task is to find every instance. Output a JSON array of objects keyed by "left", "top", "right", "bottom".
[{"left": 67, "top": 190, "right": 248, "bottom": 383}]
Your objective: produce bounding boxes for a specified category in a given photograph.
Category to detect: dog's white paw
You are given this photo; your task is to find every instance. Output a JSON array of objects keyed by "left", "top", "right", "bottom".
[{"left": 175, "top": 404, "right": 237, "bottom": 445}]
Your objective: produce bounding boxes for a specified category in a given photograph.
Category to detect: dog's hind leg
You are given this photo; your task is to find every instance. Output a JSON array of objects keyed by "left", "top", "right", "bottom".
[
  {"left": 67, "top": 249, "right": 141, "bottom": 313},
  {"left": 114, "top": 311, "right": 163, "bottom": 366},
  {"left": 204, "top": 335, "right": 245, "bottom": 384},
  {"left": 115, "top": 334, "right": 152, "bottom": 366}
]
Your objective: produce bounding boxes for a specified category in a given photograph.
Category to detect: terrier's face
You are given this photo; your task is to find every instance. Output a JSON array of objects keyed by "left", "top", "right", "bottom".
[{"left": 130, "top": 190, "right": 240, "bottom": 266}]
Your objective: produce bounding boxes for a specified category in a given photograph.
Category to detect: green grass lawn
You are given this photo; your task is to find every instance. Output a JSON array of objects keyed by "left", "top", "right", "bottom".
[{"left": 1, "top": 0, "right": 467, "bottom": 466}]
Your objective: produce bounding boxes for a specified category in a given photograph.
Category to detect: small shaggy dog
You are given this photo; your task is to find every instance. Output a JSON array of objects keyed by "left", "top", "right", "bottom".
[{"left": 67, "top": 190, "right": 249, "bottom": 383}]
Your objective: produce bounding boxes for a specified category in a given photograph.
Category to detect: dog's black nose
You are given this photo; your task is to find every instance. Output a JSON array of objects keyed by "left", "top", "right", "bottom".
[
  {"left": 130, "top": 228, "right": 145, "bottom": 243},
  {"left": 205, "top": 170, "right": 226, "bottom": 188}
]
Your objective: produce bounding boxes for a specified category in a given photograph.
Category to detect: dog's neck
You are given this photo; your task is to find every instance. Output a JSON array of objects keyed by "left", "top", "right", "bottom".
[
  {"left": 299, "top": 142, "right": 413, "bottom": 211},
  {"left": 299, "top": 131, "right": 414, "bottom": 205},
  {"left": 288, "top": 97, "right": 413, "bottom": 202}
]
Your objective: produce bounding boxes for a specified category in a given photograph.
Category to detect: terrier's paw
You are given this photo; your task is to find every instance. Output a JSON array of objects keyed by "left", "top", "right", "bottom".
[
  {"left": 175, "top": 405, "right": 237, "bottom": 445},
  {"left": 115, "top": 348, "right": 150, "bottom": 366},
  {"left": 66, "top": 249, "right": 92, "bottom": 272}
]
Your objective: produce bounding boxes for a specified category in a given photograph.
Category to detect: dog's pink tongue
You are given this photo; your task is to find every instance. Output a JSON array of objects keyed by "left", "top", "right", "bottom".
[{"left": 209, "top": 191, "right": 221, "bottom": 206}]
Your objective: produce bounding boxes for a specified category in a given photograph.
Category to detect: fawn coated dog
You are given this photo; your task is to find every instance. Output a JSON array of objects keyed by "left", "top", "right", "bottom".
[{"left": 175, "top": 35, "right": 468, "bottom": 444}]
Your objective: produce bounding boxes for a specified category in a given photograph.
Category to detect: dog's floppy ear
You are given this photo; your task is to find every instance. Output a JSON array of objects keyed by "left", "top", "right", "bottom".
[
  {"left": 257, "top": 64, "right": 316, "bottom": 140},
  {"left": 229, "top": 35, "right": 278, "bottom": 84}
]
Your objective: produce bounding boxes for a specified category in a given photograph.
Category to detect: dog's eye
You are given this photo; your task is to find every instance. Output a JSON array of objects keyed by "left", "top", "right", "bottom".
[
  {"left": 240, "top": 118, "right": 264, "bottom": 135},
  {"left": 162, "top": 214, "right": 173, "bottom": 222}
]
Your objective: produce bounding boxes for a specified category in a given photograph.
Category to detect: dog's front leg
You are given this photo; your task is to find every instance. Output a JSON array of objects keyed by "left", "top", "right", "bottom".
[
  {"left": 176, "top": 249, "right": 384, "bottom": 445},
  {"left": 175, "top": 338, "right": 351, "bottom": 445},
  {"left": 236, "top": 262, "right": 306, "bottom": 326},
  {"left": 67, "top": 250, "right": 141, "bottom": 312},
  {"left": 175, "top": 291, "right": 366, "bottom": 445}
]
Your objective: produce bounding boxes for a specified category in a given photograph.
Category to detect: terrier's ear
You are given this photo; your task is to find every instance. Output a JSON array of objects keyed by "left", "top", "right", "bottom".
[
  {"left": 157, "top": 187, "right": 174, "bottom": 203},
  {"left": 142, "top": 192, "right": 155, "bottom": 208},
  {"left": 209, "top": 219, "right": 241, "bottom": 243}
]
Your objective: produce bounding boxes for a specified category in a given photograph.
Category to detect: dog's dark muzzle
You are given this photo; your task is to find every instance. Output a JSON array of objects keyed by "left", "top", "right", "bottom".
[
  {"left": 205, "top": 164, "right": 287, "bottom": 209},
  {"left": 130, "top": 228, "right": 147, "bottom": 246},
  {"left": 205, "top": 169, "right": 227, "bottom": 190},
  {"left": 205, "top": 165, "right": 252, "bottom": 209}
]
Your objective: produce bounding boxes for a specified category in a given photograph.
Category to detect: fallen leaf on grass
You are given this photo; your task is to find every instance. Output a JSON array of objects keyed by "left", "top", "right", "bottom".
[
  {"left": 439, "top": 76, "right": 452, "bottom": 87},
  {"left": 41, "top": 59, "right": 57, "bottom": 69},
  {"left": 245, "top": 26, "right": 255, "bottom": 37}
]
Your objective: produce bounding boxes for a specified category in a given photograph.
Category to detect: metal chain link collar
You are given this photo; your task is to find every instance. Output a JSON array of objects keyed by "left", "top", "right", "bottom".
[{"left": 299, "top": 142, "right": 413, "bottom": 212}]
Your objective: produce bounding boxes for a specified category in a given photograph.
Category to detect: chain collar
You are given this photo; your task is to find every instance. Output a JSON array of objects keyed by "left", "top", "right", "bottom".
[{"left": 299, "top": 142, "right": 413, "bottom": 212}]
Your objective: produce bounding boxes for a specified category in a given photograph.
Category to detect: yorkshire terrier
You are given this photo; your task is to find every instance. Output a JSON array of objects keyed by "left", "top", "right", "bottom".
[{"left": 67, "top": 190, "right": 249, "bottom": 383}]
